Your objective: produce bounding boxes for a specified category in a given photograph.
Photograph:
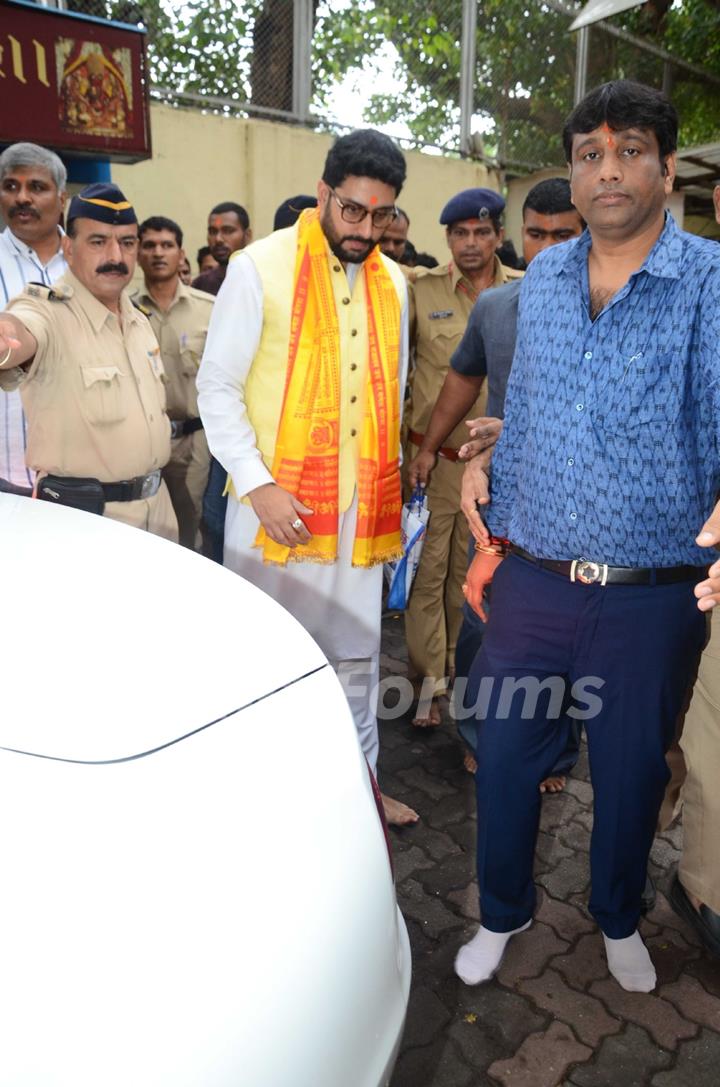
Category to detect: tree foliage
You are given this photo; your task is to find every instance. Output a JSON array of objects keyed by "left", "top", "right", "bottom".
[{"left": 66, "top": 0, "right": 720, "bottom": 165}]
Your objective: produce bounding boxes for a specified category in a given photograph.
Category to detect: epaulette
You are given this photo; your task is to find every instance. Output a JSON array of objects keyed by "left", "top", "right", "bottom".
[
  {"left": 25, "top": 282, "right": 73, "bottom": 302},
  {"left": 502, "top": 266, "right": 525, "bottom": 281},
  {"left": 132, "top": 298, "right": 153, "bottom": 318}
]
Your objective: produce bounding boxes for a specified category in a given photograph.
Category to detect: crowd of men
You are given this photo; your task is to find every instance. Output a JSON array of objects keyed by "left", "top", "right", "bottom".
[{"left": 1, "top": 76, "right": 719, "bottom": 996}]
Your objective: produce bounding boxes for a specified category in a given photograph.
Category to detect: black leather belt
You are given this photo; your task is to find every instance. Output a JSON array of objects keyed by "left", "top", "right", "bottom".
[
  {"left": 102, "top": 469, "right": 162, "bottom": 502},
  {"left": 512, "top": 546, "right": 706, "bottom": 586},
  {"left": 170, "top": 417, "right": 204, "bottom": 439}
]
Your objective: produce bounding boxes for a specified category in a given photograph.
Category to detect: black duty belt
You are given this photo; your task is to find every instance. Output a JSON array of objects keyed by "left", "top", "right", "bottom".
[
  {"left": 102, "top": 470, "right": 162, "bottom": 502},
  {"left": 170, "top": 417, "right": 204, "bottom": 439},
  {"left": 512, "top": 546, "right": 706, "bottom": 586}
]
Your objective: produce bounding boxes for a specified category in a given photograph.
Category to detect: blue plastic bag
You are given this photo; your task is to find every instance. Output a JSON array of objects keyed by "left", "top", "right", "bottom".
[{"left": 384, "top": 488, "right": 430, "bottom": 611}]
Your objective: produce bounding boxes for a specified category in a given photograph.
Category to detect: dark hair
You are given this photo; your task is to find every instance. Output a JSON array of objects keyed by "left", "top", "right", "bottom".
[
  {"left": 523, "top": 178, "right": 577, "bottom": 219},
  {"left": 209, "top": 202, "right": 250, "bottom": 229},
  {"left": 197, "top": 245, "right": 213, "bottom": 264},
  {"left": 562, "top": 80, "right": 677, "bottom": 164},
  {"left": 322, "top": 129, "right": 406, "bottom": 196},
  {"left": 413, "top": 251, "right": 439, "bottom": 269},
  {"left": 138, "top": 215, "right": 183, "bottom": 247},
  {"left": 396, "top": 207, "right": 410, "bottom": 226}
]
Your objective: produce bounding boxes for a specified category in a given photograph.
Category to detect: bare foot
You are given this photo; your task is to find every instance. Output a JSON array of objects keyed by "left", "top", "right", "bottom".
[
  {"left": 412, "top": 696, "right": 443, "bottom": 728},
  {"left": 382, "top": 793, "right": 419, "bottom": 826},
  {"left": 539, "top": 775, "right": 566, "bottom": 794},
  {"left": 463, "top": 750, "right": 478, "bottom": 774}
]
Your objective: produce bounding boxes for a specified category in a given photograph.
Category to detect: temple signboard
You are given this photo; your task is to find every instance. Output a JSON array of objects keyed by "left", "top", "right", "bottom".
[{"left": 0, "top": 0, "right": 151, "bottom": 161}]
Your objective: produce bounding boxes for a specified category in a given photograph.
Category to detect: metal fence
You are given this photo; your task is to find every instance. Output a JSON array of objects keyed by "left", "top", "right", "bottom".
[{"left": 36, "top": 0, "right": 720, "bottom": 172}]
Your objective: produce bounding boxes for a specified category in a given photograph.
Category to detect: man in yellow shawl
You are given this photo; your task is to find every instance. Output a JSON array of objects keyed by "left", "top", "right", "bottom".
[{"left": 197, "top": 130, "right": 418, "bottom": 826}]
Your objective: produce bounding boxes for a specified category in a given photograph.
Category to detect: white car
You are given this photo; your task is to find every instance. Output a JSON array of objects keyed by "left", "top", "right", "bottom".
[{"left": 0, "top": 494, "right": 411, "bottom": 1087}]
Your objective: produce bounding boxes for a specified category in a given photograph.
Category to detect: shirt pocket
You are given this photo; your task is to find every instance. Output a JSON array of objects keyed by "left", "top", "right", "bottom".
[
  {"left": 80, "top": 365, "right": 127, "bottom": 426},
  {"left": 594, "top": 352, "right": 683, "bottom": 436},
  {"left": 427, "top": 318, "right": 466, "bottom": 362},
  {"left": 179, "top": 331, "right": 206, "bottom": 377}
]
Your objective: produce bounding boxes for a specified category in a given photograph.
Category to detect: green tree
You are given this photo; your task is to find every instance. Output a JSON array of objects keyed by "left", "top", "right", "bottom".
[{"left": 65, "top": 0, "right": 720, "bottom": 165}]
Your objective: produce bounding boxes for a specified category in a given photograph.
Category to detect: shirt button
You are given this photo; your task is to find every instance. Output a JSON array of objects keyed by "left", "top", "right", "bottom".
[
  {"left": 351, "top": 329, "right": 358, "bottom": 337},
  {"left": 584, "top": 351, "right": 593, "bottom": 360},
  {"left": 567, "top": 457, "right": 574, "bottom": 466},
  {"left": 570, "top": 512, "right": 577, "bottom": 520},
  {"left": 351, "top": 428, "right": 357, "bottom": 437},
  {"left": 333, "top": 265, "right": 341, "bottom": 272},
  {"left": 576, "top": 403, "right": 584, "bottom": 412},
  {"left": 350, "top": 363, "right": 357, "bottom": 371},
  {"left": 342, "top": 297, "right": 351, "bottom": 305},
  {"left": 350, "top": 395, "right": 357, "bottom": 404}
]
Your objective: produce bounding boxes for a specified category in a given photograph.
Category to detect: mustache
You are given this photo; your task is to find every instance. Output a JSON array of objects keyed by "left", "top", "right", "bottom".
[
  {"left": 342, "top": 236, "right": 373, "bottom": 247},
  {"left": 96, "top": 262, "right": 129, "bottom": 275},
  {"left": 9, "top": 205, "right": 39, "bottom": 219}
]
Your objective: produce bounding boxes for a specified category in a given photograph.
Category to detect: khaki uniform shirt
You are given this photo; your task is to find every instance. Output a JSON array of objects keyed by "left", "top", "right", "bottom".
[
  {"left": 408, "top": 255, "right": 522, "bottom": 449},
  {"left": 4, "top": 270, "right": 170, "bottom": 481},
  {"left": 133, "top": 281, "right": 214, "bottom": 420}
]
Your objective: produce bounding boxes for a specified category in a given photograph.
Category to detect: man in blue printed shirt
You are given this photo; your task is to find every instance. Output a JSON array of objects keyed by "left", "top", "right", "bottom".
[{"left": 454, "top": 81, "right": 720, "bottom": 994}]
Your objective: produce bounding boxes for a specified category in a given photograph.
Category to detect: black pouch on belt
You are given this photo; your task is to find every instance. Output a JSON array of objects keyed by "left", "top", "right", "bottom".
[{"left": 37, "top": 475, "right": 106, "bottom": 516}]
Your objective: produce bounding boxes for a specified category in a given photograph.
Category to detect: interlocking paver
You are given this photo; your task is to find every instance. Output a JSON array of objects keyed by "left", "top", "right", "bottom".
[
  {"left": 651, "top": 1029, "right": 720, "bottom": 1086},
  {"left": 396, "top": 764, "right": 459, "bottom": 801},
  {"left": 398, "top": 877, "right": 465, "bottom": 939},
  {"left": 535, "top": 889, "right": 595, "bottom": 942},
  {"left": 588, "top": 978, "right": 698, "bottom": 1048},
  {"left": 536, "top": 852, "right": 591, "bottom": 899},
  {"left": 394, "top": 844, "right": 436, "bottom": 884},
  {"left": 495, "top": 921, "right": 570, "bottom": 987},
  {"left": 519, "top": 968, "right": 622, "bottom": 1047},
  {"left": 550, "top": 932, "right": 610, "bottom": 991},
  {"left": 660, "top": 975, "right": 720, "bottom": 1032},
  {"left": 447, "top": 882, "right": 480, "bottom": 922},
  {"left": 565, "top": 1024, "right": 673, "bottom": 1086},
  {"left": 392, "top": 1037, "right": 477, "bottom": 1087},
  {"left": 401, "top": 985, "right": 452, "bottom": 1048},
  {"left": 487, "top": 1021, "right": 592, "bottom": 1087}
]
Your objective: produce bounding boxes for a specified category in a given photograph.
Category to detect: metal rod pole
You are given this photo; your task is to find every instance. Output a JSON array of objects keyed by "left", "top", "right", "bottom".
[
  {"left": 292, "top": 0, "right": 313, "bottom": 122},
  {"left": 459, "top": 0, "right": 477, "bottom": 155},
  {"left": 574, "top": 25, "right": 589, "bottom": 105}
]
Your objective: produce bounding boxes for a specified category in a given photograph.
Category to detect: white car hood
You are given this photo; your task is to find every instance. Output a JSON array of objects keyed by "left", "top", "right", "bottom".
[{"left": 0, "top": 495, "right": 328, "bottom": 762}]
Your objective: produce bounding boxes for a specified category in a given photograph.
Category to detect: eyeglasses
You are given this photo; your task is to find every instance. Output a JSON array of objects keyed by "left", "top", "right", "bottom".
[{"left": 329, "top": 189, "right": 398, "bottom": 229}]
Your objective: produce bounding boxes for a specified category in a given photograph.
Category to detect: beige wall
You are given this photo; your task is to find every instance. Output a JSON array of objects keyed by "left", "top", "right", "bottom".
[{"left": 112, "top": 103, "right": 502, "bottom": 276}]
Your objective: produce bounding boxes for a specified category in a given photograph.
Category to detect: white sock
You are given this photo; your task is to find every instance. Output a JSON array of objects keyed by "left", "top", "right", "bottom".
[
  {"left": 603, "top": 930, "right": 656, "bottom": 993},
  {"left": 454, "top": 920, "right": 532, "bottom": 985}
]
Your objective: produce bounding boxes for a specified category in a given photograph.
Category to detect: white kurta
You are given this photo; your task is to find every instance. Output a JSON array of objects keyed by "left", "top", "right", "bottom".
[
  {"left": 197, "top": 251, "right": 409, "bottom": 769},
  {"left": 0, "top": 228, "right": 67, "bottom": 488}
]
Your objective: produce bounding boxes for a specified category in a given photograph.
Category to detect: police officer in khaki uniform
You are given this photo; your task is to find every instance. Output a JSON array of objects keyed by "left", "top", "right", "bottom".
[
  {"left": 405, "top": 188, "right": 522, "bottom": 725},
  {"left": 135, "top": 216, "right": 214, "bottom": 550},
  {"left": 0, "top": 182, "right": 177, "bottom": 541}
]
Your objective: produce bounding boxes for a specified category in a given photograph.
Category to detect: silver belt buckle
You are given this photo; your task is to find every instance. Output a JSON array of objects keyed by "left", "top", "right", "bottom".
[
  {"left": 140, "top": 470, "right": 161, "bottom": 500},
  {"left": 570, "top": 558, "right": 608, "bottom": 586}
]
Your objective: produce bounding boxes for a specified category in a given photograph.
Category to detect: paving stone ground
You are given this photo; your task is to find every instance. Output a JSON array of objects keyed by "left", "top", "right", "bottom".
[{"left": 378, "top": 614, "right": 720, "bottom": 1087}]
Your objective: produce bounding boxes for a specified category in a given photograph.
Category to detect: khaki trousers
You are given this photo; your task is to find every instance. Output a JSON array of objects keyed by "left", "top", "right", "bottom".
[
  {"left": 105, "top": 479, "right": 179, "bottom": 544},
  {"left": 404, "top": 442, "right": 468, "bottom": 690},
  {"left": 162, "top": 429, "right": 211, "bottom": 550},
  {"left": 679, "top": 607, "right": 720, "bottom": 913}
]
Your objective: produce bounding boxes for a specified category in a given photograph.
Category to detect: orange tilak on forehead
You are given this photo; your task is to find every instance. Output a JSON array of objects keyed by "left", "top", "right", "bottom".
[
  {"left": 369, "top": 195, "right": 378, "bottom": 205},
  {"left": 211, "top": 216, "right": 223, "bottom": 227},
  {"left": 601, "top": 123, "right": 616, "bottom": 148}
]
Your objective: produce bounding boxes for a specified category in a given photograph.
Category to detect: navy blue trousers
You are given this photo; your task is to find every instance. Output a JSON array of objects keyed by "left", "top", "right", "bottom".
[{"left": 467, "top": 553, "right": 705, "bottom": 938}]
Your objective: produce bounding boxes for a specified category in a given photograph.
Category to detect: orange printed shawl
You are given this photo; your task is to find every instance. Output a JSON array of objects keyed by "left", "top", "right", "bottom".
[{"left": 254, "top": 208, "right": 402, "bottom": 566}]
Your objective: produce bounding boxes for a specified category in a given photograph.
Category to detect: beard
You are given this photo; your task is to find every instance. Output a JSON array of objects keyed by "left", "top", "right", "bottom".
[{"left": 320, "top": 205, "right": 375, "bottom": 264}]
